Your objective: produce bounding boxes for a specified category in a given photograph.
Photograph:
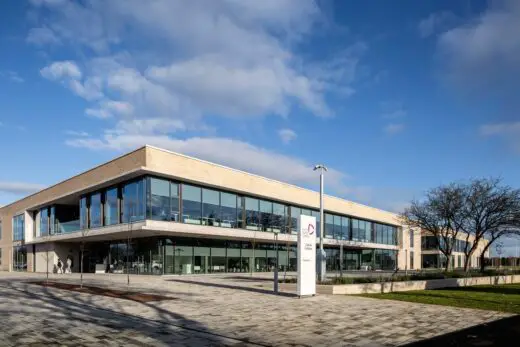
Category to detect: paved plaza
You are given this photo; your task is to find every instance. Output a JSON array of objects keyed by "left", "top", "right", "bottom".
[{"left": 0, "top": 272, "right": 511, "bottom": 347}]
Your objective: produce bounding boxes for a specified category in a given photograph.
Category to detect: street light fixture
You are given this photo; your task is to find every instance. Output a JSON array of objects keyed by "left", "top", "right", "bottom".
[{"left": 313, "top": 164, "right": 327, "bottom": 282}]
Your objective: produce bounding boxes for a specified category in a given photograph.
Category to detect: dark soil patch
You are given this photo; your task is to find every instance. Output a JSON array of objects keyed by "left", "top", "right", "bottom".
[{"left": 29, "top": 281, "right": 176, "bottom": 303}]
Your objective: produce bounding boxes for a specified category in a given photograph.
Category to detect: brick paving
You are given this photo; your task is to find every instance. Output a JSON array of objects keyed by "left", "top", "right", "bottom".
[{"left": 0, "top": 272, "right": 511, "bottom": 346}]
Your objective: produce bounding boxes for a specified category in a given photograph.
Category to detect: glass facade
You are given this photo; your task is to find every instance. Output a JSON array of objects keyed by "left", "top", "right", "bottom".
[
  {"left": 122, "top": 178, "right": 146, "bottom": 222},
  {"left": 13, "top": 214, "right": 24, "bottom": 241},
  {"left": 202, "top": 188, "right": 220, "bottom": 226},
  {"left": 182, "top": 184, "right": 202, "bottom": 224},
  {"left": 13, "top": 246, "right": 27, "bottom": 271},
  {"left": 40, "top": 208, "right": 49, "bottom": 237},
  {"left": 79, "top": 236, "right": 397, "bottom": 275},
  {"left": 30, "top": 174, "right": 403, "bottom": 274},
  {"left": 422, "top": 236, "right": 468, "bottom": 253},
  {"left": 90, "top": 193, "right": 102, "bottom": 228},
  {"left": 149, "top": 177, "right": 171, "bottom": 221},
  {"left": 105, "top": 187, "right": 119, "bottom": 225},
  {"left": 34, "top": 175, "right": 401, "bottom": 248},
  {"left": 80, "top": 196, "right": 88, "bottom": 230}
]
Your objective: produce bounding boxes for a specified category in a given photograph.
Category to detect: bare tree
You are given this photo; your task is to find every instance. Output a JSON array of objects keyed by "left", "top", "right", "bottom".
[
  {"left": 401, "top": 183, "right": 465, "bottom": 271},
  {"left": 455, "top": 178, "right": 520, "bottom": 272}
]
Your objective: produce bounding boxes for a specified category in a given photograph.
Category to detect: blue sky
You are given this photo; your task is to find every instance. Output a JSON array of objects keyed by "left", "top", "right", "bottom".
[{"left": 1, "top": 0, "right": 519, "bottom": 255}]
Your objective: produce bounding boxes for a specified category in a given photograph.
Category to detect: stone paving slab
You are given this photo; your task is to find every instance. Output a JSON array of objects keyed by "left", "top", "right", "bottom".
[{"left": 0, "top": 272, "right": 512, "bottom": 346}]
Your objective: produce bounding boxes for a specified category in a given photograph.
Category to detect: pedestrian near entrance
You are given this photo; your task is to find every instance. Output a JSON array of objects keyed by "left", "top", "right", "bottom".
[{"left": 57, "top": 259, "right": 63, "bottom": 274}]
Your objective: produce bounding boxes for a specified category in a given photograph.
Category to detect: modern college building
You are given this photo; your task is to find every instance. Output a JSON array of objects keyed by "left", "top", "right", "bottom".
[{"left": 0, "top": 145, "right": 483, "bottom": 275}]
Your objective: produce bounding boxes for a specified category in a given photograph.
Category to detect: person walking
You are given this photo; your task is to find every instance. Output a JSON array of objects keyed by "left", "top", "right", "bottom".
[{"left": 57, "top": 259, "right": 63, "bottom": 274}]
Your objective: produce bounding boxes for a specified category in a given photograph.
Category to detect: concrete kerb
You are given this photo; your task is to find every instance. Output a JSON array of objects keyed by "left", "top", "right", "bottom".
[{"left": 330, "top": 274, "right": 520, "bottom": 295}]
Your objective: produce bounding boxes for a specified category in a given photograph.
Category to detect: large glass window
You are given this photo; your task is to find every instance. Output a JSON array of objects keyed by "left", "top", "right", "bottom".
[
  {"left": 324, "top": 214, "right": 334, "bottom": 239},
  {"left": 202, "top": 188, "right": 220, "bottom": 226},
  {"left": 40, "top": 208, "right": 49, "bottom": 236},
  {"left": 245, "top": 197, "right": 259, "bottom": 230},
  {"left": 105, "top": 187, "right": 119, "bottom": 225},
  {"left": 290, "top": 206, "right": 300, "bottom": 234},
  {"left": 149, "top": 178, "right": 170, "bottom": 221},
  {"left": 90, "top": 192, "right": 102, "bottom": 228},
  {"left": 122, "top": 178, "right": 146, "bottom": 222},
  {"left": 409, "top": 230, "right": 414, "bottom": 249},
  {"left": 220, "top": 192, "right": 238, "bottom": 228},
  {"left": 333, "top": 215, "right": 342, "bottom": 240},
  {"left": 271, "top": 203, "right": 286, "bottom": 234},
  {"left": 341, "top": 216, "right": 350, "bottom": 240},
  {"left": 259, "top": 200, "right": 273, "bottom": 232},
  {"left": 352, "top": 219, "right": 361, "bottom": 241},
  {"left": 182, "top": 184, "right": 202, "bottom": 224},
  {"left": 364, "top": 221, "right": 372, "bottom": 242},
  {"left": 171, "top": 183, "right": 180, "bottom": 221},
  {"left": 49, "top": 206, "right": 56, "bottom": 235},
  {"left": 13, "top": 214, "right": 25, "bottom": 241},
  {"left": 80, "top": 196, "right": 88, "bottom": 230},
  {"left": 13, "top": 245, "right": 27, "bottom": 271}
]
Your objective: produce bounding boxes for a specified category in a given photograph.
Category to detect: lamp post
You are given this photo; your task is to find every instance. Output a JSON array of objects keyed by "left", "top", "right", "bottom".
[
  {"left": 314, "top": 164, "right": 327, "bottom": 282},
  {"left": 273, "top": 229, "right": 279, "bottom": 294}
]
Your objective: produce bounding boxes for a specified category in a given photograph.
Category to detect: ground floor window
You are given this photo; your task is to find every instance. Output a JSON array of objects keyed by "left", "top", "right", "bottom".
[
  {"left": 410, "top": 251, "right": 414, "bottom": 269},
  {"left": 77, "top": 237, "right": 396, "bottom": 275},
  {"left": 13, "top": 246, "right": 27, "bottom": 271},
  {"left": 422, "top": 254, "right": 439, "bottom": 268}
]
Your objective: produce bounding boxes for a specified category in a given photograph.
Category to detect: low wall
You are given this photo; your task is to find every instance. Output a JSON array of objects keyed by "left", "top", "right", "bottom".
[{"left": 331, "top": 275, "right": 520, "bottom": 295}]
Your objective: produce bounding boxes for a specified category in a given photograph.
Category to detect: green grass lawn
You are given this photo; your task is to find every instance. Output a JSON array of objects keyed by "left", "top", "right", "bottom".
[{"left": 360, "top": 283, "right": 520, "bottom": 314}]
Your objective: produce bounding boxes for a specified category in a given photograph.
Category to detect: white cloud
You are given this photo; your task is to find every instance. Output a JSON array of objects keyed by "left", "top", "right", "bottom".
[
  {"left": 30, "top": 0, "right": 375, "bottom": 204},
  {"left": 65, "top": 130, "right": 89, "bottom": 137},
  {"left": 384, "top": 123, "right": 405, "bottom": 135},
  {"left": 85, "top": 108, "right": 112, "bottom": 119},
  {"left": 0, "top": 181, "right": 46, "bottom": 195},
  {"left": 480, "top": 121, "right": 520, "bottom": 152},
  {"left": 102, "top": 100, "right": 134, "bottom": 116},
  {"left": 66, "top": 132, "right": 352, "bottom": 195},
  {"left": 26, "top": 26, "right": 60, "bottom": 45},
  {"left": 0, "top": 71, "right": 24, "bottom": 83},
  {"left": 29, "top": 0, "right": 364, "bottom": 127},
  {"left": 40, "top": 61, "right": 82, "bottom": 80},
  {"left": 69, "top": 78, "right": 104, "bottom": 101},
  {"left": 418, "top": 11, "right": 457, "bottom": 38},
  {"left": 437, "top": 1, "right": 520, "bottom": 91},
  {"left": 278, "top": 128, "right": 297, "bottom": 144}
]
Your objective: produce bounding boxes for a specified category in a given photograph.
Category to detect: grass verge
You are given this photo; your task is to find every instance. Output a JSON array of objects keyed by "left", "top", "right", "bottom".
[{"left": 359, "top": 283, "right": 520, "bottom": 314}]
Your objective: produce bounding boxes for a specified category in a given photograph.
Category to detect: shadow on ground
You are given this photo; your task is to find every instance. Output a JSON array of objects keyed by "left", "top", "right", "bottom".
[
  {"left": 403, "top": 315, "right": 520, "bottom": 347},
  {"left": 168, "top": 278, "right": 298, "bottom": 297},
  {"left": 0, "top": 279, "right": 265, "bottom": 346}
]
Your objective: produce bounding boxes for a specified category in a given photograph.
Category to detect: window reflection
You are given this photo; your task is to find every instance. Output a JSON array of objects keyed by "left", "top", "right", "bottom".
[
  {"left": 123, "top": 178, "right": 146, "bottom": 222},
  {"left": 245, "top": 197, "right": 259, "bottom": 230},
  {"left": 90, "top": 193, "right": 102, "bottom": 228},
  {"left": 105, "top": 187, "right": 119, "bottom": 225},
  {"left": 220, "top": 192, "right": 237, "bottom": 228},
  {"left": 202, "top": 188, "right": 220, "bottom": 226},
  {"left": 259, "top": 200, "right": 272, "bottom": 232},
  {"left": 182, "top": 184, "right": 202, "bottom": 224},
  {"left": 150, "top": 178, "right": 170, "bottom": 221},
  {"left": 40, "top": 208, "right": 49, "bottom": 236}
]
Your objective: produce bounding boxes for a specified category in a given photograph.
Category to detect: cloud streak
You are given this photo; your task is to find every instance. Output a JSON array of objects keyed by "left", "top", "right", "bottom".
[{"left": 0, "top": 181, "right": 46, "bottom": 195}]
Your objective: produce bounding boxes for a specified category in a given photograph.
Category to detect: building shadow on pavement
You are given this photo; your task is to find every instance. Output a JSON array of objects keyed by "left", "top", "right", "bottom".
[
  {"left": 403, "top": 315, "right": 520, "bottom": 347},
  {"left": 0, "top": 280, "right": 267, "bottom": 346},
  {"left": 168, "top": 278, "right": 298, "bottom": 297}
]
